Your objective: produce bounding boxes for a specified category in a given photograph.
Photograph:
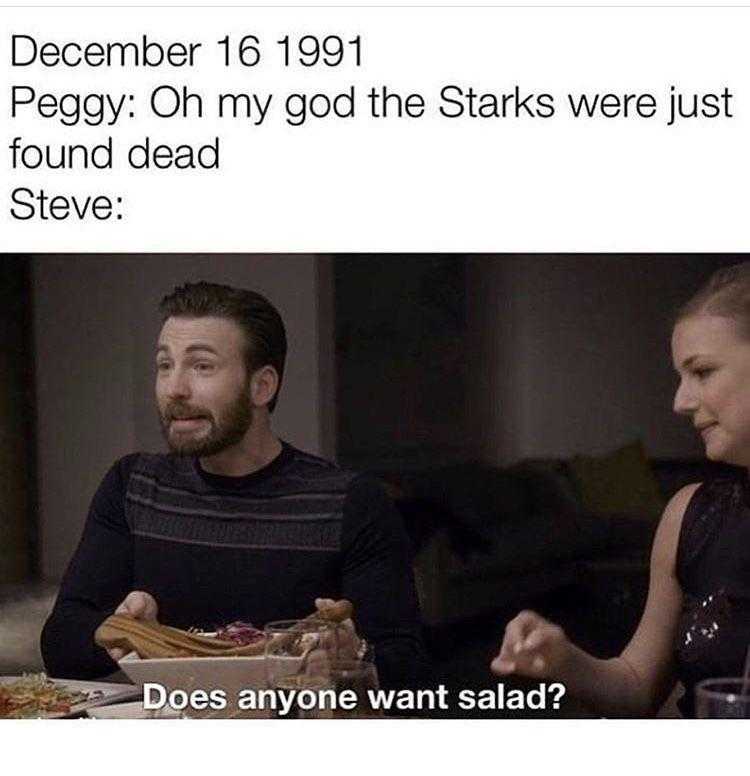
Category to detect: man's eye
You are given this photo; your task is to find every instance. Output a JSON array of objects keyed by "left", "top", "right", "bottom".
[
  {"left": 694, "top": 367, "right": 713, "bottom": 380},
  {"left": 195, "top": 362, "right": 215, "bottom": 373},
  {"left": 156, "top": 362, "right": 171, "bottom": 372}
]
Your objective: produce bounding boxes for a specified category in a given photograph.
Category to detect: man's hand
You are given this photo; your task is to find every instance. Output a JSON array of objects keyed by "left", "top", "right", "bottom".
[
  {"left": 315, "top": 597, "right": 361, "bottom": 660},
  {"left": 490, "top": 610, "right": 571, "bottom": 678},
  {"left": 106, "top": 590, "right": 158, "bottom": 663}
]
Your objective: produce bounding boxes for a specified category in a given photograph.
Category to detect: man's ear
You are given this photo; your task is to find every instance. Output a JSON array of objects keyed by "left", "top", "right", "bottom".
[{"left": 249, "top": 365, "right": 279, "bottom": 409}]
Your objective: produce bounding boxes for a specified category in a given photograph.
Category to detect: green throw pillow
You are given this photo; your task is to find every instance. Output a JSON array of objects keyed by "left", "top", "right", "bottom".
[{"left": 569, "top": 441, "right": 665, "bottom": 520}]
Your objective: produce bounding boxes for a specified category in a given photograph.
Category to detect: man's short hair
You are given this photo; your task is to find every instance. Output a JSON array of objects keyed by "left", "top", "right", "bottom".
[{"left": 159, "top": 282, "right": 287, "bottom": 412}]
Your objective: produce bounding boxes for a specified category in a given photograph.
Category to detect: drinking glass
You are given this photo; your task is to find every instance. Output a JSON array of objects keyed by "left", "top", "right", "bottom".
[
  {"left": 329, "top": 651, "right": 381, "bottom": 718},
  {"left": 264, "top": 618, "right": 340, "bottom": 719},
  {"left": 695, "top": 678, "right": 750, "bottom": 718}
]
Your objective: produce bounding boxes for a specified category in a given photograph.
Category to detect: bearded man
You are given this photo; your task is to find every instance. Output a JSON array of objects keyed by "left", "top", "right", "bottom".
[{"left": 41, "top": 282, "right": 428, "bottom": 690}]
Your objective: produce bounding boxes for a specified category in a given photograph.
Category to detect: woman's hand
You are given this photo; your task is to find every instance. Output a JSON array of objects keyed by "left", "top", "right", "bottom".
[{"left": 491, "top": 610, "right": 572, "bottom": 678}]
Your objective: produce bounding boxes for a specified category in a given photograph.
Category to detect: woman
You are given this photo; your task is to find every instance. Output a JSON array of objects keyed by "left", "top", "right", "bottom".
[{"left": 491, "top": 263, "right": 750, "bottom": 717}]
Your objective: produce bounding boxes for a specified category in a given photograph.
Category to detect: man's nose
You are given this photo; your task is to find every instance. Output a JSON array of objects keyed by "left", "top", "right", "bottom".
[
  {"left": 673, "top": 379, "right": 697, "bottom": 416},
  {"left": 165, "top": 368, "right": 191, "bottom": 399}
]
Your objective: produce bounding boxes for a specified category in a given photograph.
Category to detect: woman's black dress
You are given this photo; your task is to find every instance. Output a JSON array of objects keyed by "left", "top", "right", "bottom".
[{"left": 675, "top": 477, "right": 750, "bottom": 717}]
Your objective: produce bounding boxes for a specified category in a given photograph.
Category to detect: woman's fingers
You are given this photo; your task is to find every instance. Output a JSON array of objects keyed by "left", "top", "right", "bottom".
[
  {"left": 492, "top": 611, "right": 565, "bottom": 678},
  {"left": 490, "top": 655, "right": 516, "bottom": 675},
  {"left": 492, "top": 611, "right": 538, "bottom": 674},
  {"left": 519, "top": 625, "right": 550, "bottom": 653},
  {"left": 499, "top": 610, "right": 543, "bottom": 658}
]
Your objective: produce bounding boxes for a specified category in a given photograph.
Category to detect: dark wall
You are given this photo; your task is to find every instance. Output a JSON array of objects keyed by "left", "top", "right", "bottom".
[
  {"left": 467, "top": 255, "right": 742, "bottom": 463},
  {"left": 334, "top": 256, "right": 470, "bottom": 469},
  {"left": 0, "top": 257, "right": 36, "bottom": 583},
  {"left": 335, "top": 255, "right": 745, "bottom": 471}
]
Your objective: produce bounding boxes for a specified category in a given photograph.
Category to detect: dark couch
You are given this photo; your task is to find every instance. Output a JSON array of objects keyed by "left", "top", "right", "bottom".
[{"left": 384, "top": 458, "right": 739, "bottom": 627}]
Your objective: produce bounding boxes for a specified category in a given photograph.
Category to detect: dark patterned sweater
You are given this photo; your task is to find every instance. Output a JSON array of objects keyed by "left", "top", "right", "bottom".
[{"left": 41, "top": 443, "right": 428, "bottom": 690}]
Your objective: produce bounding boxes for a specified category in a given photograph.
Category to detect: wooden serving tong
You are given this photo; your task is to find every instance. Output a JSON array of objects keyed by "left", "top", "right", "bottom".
[{"left": 94, "top": 599, "right": 353, "bottom": 659}]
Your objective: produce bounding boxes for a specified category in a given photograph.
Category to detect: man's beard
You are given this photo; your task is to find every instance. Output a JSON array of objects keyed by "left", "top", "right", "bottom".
[{"left": 158, "top": 389, "right": 253, "bottom": 457}]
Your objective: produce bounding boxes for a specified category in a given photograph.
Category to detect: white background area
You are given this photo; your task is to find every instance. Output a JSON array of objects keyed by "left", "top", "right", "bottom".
[{"left": 1, "top": 6, "right": 749, "bottom": 251}]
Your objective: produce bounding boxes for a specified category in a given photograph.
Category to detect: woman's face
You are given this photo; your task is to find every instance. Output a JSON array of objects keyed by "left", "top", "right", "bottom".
[{"left": 672, "top": 314, "right": 750, "bottom": 467}]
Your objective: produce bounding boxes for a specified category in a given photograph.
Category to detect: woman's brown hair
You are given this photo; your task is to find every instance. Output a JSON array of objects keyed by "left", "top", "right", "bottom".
[{"left": 677, "top": 263, "right": 750, "bottom": 336}]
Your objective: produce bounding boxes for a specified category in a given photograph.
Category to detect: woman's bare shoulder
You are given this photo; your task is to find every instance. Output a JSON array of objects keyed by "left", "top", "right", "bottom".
[
  {"left": 652, "top": 482, "right": 702, "bottom": 569},
  {"left": 664, "top": 482, "right": 702, "bottom": 522}
]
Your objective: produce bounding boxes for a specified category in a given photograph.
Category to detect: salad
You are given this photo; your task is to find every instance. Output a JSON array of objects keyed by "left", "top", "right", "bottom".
[{"left": 0, "top": 674, "right": 92, "bottom": 719}]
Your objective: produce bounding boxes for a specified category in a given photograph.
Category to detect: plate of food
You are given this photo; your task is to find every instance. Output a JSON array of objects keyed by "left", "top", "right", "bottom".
[
  {"left": 94, "top": 600, "right": 354, "bottom": 718},
  {"left": 0, "top": 673, "right": 141, "bottom": 719}
]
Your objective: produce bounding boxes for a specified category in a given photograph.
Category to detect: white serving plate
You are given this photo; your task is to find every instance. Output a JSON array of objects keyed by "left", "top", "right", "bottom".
[{"left": 118, "top": 651, "right": 270, "bottom": 718}]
